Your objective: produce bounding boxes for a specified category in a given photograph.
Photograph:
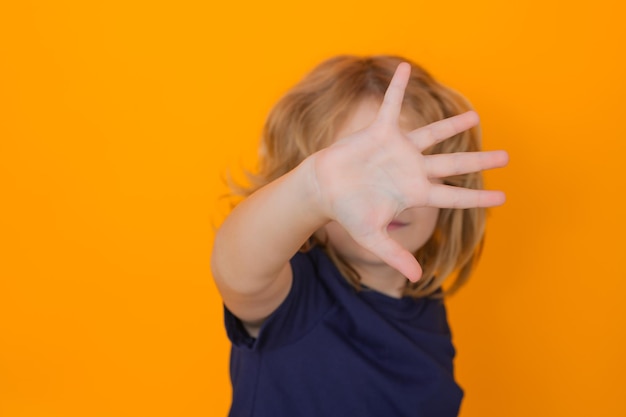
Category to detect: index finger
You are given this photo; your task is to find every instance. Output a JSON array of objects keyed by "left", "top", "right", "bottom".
[{"left": 376, "top": 62, "right": 411, "bottom": 125}]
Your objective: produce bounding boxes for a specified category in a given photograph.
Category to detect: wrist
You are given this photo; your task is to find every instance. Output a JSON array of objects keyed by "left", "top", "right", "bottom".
[{"left": 292, "top": 152, "right": 334, "bottom": 228}]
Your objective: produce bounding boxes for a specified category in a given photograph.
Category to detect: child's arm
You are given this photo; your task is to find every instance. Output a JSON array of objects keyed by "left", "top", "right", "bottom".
[
  {"left": 211, "top": 63, "right": 508, "bottom": 331},
  {"left": 211, "top": 156, "right": 328, "bottom": 329}
]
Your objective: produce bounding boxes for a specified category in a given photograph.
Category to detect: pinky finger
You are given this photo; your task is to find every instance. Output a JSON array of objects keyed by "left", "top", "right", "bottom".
[{"left": 377, "top": 62, "right": 411, "bottom": 125}]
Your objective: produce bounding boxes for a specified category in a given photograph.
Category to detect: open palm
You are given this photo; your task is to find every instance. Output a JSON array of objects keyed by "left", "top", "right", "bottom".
[{"left": 312, "top": 63, "right": 508, "bottom": 282}]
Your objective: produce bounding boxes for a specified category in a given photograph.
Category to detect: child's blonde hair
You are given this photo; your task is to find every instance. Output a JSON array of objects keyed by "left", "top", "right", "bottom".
[{"left": 234, "top": 55, "right": 486, "bottom": 298}]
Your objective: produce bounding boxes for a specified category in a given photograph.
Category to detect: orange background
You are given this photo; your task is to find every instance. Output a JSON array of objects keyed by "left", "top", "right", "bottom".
[{"left": 1, "top": 1, "right": 624, "bottom": 416}]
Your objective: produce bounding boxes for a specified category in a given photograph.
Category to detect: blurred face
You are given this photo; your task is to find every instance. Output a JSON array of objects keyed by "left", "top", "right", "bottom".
[{"left": 314, "top": 99, "right": 439, "bottom": 274}]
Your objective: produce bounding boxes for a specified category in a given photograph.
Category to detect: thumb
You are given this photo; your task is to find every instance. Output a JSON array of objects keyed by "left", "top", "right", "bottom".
[{"left": 359, "top": 232, "right": 423, "bottom": 282}]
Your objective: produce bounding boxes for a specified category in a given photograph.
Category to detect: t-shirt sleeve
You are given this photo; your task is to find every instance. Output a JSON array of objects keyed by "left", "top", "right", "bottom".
[{"left": 223, "top": 248, "right": 335, "bottom": 351}]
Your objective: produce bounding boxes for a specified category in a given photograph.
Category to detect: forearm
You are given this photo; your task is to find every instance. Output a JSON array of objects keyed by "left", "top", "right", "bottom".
[{"left": 211, "top": 155, "right": 328, "bottom": 297}]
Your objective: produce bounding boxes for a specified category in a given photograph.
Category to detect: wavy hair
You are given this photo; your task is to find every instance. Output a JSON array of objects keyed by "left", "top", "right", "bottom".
[{"left": 231, "top": 55, "right": 486, "bottom": 298}]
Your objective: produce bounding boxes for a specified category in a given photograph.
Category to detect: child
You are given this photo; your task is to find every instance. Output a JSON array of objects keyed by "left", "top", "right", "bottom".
[{"left": 211, "top": 55, "right": 508, "bottom": 416}]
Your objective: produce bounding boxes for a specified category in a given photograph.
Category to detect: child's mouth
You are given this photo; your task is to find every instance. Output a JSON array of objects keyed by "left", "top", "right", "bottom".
[{"left": 387, "top": 221, "right": 408, "bottom": 231}]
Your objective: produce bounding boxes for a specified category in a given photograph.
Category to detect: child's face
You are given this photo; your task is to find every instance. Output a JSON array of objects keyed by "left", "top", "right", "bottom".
[{"left": 314, "top": 99, "right": 440, "bottom": 277}]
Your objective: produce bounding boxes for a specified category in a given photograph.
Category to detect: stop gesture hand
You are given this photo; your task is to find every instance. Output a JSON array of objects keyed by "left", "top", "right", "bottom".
[{"left": 311, "top": 63, "right": 508, "bottom": 282}]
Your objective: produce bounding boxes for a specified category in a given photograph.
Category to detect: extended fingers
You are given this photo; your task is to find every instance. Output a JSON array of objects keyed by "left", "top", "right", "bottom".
[
  {"left": 424, "top": 150, "right": 509, "bottom": 178},
  {"left": 426, "top": 184, "right": 506, "bottom": 208},
  {"left": 377, "top": 62, "right": 411, "bottom": 125},
  {"left": 408, "top": 111, "right": 480, "bottom": 151}
]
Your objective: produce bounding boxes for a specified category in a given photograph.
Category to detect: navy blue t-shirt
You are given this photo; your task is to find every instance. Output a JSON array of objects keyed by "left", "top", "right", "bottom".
[{"left": 224, "top": 246, "right": 463, "bottom": 417}]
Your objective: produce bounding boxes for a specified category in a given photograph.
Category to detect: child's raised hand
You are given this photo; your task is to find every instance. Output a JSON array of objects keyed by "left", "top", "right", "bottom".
[{"left": 310, "top": 63, "right": 508, "bottom": 282}]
